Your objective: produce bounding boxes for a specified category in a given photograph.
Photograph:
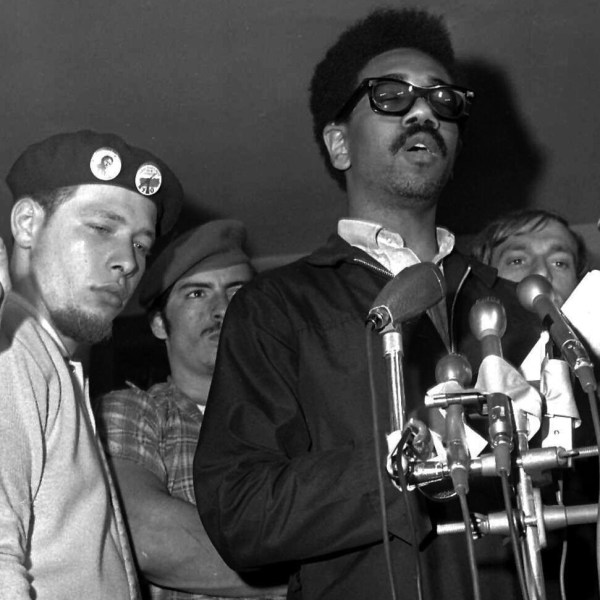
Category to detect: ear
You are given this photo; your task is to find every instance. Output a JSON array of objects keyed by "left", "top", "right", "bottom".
[
  {"left": 11, "top": 198, "right": 45, "bottom": 250},
  {"left": 322, "top": 123, "right": 351, "bottom": 171},
  {"left": 149, "top": 311, "right": 168, "bottom": 340}
]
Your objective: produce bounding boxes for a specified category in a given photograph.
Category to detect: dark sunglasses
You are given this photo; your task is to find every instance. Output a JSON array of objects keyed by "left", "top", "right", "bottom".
[{"left": 333, "top": 77, "right": 475, "bottom": 123}]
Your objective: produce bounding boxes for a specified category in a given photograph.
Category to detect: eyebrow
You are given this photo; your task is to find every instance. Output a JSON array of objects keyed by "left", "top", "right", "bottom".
[
  {"left": 84, "top": 208, "right": 155, "bottom": 241},
  {"left": 175, "top": 279, "right": 250, "bottom": 292},
  {"left": 497, "top": 241, "right": 575, "bottom": 256},
  {"left": 382, "top": 73, "right": 450, "bottom": 86}
]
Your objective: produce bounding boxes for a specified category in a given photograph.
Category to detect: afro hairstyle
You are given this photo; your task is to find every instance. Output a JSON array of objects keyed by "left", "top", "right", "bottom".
[{"left": 309, "top": 7, "right": 456, "bottom": 189}]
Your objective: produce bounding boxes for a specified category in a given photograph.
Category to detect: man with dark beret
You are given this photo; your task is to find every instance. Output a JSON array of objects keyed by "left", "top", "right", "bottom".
[
  {"left": 96, "top": 220, "right": 286, "bottom": 600},
  {"left": 0, "top": 129, "right": 182, "bottom": 599}
]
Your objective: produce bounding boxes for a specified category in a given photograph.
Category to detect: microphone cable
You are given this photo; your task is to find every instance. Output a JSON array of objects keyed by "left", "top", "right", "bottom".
[
  {"left": 395, "top": 428, "right": 424, "bottom": 600},
  {"left": 499, "top": 470, "right": 530, "bottom": 600},
  {"left": 553, "top": 479, "right": 568, "bottom": 600},
  {"left": 366, "top": 324, "right": 424, "bottom": 600},
  {"left": 456, "top": 485, "right": 481, "bottom": 600}
]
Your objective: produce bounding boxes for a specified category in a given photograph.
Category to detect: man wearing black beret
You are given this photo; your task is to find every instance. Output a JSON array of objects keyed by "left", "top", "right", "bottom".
[
  {"left": 0, "top": 129, "right": 182, "bottom": 599},
  {"left": 96, "top": 220, "right": 286, "bottom": 599}
]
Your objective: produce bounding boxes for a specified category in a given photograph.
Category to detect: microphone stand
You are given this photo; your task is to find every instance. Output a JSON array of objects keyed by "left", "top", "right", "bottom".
[
  {"left": 423, "top": 388, "right": 552, "bottom": 600},
  {"left": 514, "top": 408, "right": 546, "bottom": 600},
  {"left": 409, "top": 415, "right": 600, "bottom": 599}
]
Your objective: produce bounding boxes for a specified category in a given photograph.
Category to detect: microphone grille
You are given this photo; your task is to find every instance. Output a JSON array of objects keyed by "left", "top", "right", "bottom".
[
  {"left": 369, "top": 262, "right": 446, "bottom": 326},
  {"left": 435, "top": 352, "right": 473, "bottom": 386},
  {"left": 516, "top": 274, "right": 553, "bottom": 312},
  {"left": 468, "top": 297, "right": 507, "bottom": 340}
]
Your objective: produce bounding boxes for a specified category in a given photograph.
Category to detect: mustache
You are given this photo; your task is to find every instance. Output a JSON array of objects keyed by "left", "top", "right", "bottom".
[{"left": 389, "top": 123, "right": 447, "bottom": 157}]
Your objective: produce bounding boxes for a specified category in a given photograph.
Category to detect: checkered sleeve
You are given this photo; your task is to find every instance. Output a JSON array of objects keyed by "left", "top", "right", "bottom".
[{"left": 95, "top": 387, "right": 167, "bottom": 484}]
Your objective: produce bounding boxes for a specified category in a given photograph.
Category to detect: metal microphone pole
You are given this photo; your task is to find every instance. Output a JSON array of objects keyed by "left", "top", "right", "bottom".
[
  {"left": 381, "top": 322, "right": 407, "bottom": 433},
  {"left": 367, "top": 262, "right": 449, "bottom": 491},
  {"left": 514, "top": 408, "right": 547, "bottom": 600},
  {"left": 470, "top": 297, "right": 546, "bottom": 599},
  {"left": 367, "top": 262, "right": 447, "bottom": 437}
]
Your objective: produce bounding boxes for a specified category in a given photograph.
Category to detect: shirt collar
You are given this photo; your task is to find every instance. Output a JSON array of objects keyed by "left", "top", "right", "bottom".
[{"left": 337, "top": 218, "right": 455, "bottom": 272}]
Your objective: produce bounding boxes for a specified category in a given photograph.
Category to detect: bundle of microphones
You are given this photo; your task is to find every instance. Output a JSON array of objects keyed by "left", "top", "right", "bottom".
[{"left": 366, "top": 262, "right": 600, "bottom": 599}]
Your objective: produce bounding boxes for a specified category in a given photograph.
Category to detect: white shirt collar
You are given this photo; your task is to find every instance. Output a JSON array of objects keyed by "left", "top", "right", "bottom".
[{"left": 338, "top": 218, "right": 455, "bottom": 275}]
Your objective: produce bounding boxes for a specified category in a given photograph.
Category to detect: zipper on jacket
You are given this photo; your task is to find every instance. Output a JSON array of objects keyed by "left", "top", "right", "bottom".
[
  {"left": 354, "top": 254, "right": 474, "bottom": 356},
  {"left": 449, "top": 263, "right": 472, "bottom": 354},
  {"left": 352, "top": 256, "right": 394, "bottom": 279}
]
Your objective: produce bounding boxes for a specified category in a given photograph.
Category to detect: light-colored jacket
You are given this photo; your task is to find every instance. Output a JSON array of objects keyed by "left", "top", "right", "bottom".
[{"left": 0, "top": 292, "right": 138, "bottom": 599}]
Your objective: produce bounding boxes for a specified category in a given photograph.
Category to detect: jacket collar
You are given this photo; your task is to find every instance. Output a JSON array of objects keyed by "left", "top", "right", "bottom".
[
  {"left": 304, "top": 233, "right": 360, "bottom": 267},
  {"left": 305, "top": 232, "right": 501, "bottom": 288}
]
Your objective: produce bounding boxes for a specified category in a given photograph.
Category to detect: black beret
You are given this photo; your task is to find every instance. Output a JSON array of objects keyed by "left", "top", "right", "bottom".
[
  {"left": 138, "top": 219, "right": 252, "bottom": 310},
  {"left": 6, "top": 129, "right": 183, "bottom": 236}
]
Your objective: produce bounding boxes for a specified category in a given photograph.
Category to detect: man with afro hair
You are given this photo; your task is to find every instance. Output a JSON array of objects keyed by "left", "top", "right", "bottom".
[{"left": 195, "top": 8, "right": 542, "bottom": 599}]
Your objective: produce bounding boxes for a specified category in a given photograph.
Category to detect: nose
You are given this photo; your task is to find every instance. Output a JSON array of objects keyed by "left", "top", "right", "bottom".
[
  {"left": 401, "top": 97, "right": 440, "bottom": 130},
  {"left": 211, "top": 291, "right": 230, "bottom": 322},
  {"left": 530, "top": 257, "right": 552, "bottom": 283},
  {"left": 110, "top": 242, "right": 139, "bottom": 278}
]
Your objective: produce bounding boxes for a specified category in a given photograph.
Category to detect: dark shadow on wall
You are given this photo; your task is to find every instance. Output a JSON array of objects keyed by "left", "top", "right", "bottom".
[
  {"left": 437, "top": 59, "right": 546, "bottom": 235},
  {"left": 145, "top": 194, "right": 224, "bottom": 266},
  {"left": 90, "top": 315, "right": 170, "bottom": 400}
]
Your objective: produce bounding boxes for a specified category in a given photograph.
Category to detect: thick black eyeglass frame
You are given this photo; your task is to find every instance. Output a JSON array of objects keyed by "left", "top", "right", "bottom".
[{"left": 333, "top": 77, "right": 475, "bottom": 123}]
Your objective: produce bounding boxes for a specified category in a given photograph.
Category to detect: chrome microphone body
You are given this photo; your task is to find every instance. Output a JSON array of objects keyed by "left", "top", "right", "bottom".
[
  {"left": 435, "top": 353, "right": 473, "bottom": 495},
  {"left": 469, "top": 297, "right": 514, "bottom": 475},
  {"left": 517, "top": 274, "right": 596, "bottom": 392}
]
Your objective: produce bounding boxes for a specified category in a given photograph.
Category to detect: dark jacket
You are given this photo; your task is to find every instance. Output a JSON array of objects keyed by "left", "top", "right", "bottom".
[{"left": 194, "top": 234, "right": 542, "bottom": 600}]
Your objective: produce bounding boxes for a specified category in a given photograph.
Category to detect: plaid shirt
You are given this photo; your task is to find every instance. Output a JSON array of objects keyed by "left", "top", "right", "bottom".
[
  {"left": 97, "top": 379, "right": 285, "bottom": 600},
  {"left": 98, "top": 379, "right": 201, "bottom": 506}
]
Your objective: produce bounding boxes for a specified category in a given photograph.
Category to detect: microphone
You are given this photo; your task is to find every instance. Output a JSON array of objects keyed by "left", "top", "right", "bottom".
[
  {"left": 469, "top": 296, "right": 506, "bottom": 358},
  {"left": 516, "top": 274, "right": 597, "bottom": 393},
  {"left": 367, "top": 262, "right": 446, "bottom": 331},
  {"left": 436, "top": 353, "right": 472, "bottom": 494},
  {"left": 486, "top": 393, "right": 514, "bottom": 475},
  {"left": 469, "top": 298, "right": 514, "bottom": 474}
]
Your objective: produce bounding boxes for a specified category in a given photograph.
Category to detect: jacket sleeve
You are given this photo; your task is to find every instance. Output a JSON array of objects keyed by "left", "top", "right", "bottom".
[
  {"left": 193, "top": 283, "right": 413, "bottom": 570},
  {"left": 0, "top": 335, "right": 46, "bottom": 599}
]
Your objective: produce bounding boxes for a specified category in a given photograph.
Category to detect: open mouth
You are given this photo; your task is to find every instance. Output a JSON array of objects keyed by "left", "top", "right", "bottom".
[
  {"left": 403, "top": 132, "right": 441, "bottom": 155},
  {"left": 406, "top": 142, "right": 434, "bottom": 153},
  {"left": 391, "top": 126, "right": 447, "bottom": 158}
]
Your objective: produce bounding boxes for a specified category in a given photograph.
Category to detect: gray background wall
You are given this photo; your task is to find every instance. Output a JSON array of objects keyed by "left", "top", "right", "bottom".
[{"left": 1, "top": 0, "right": 599, "bottom": 271}]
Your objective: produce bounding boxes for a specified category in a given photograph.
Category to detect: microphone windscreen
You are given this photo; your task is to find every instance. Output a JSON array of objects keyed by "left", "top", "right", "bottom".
[
  {"left": 369, "top": 262, "right": 446, "bottom": 325},
  {"left": 469, "top": 297, "right": 507, "bottom": 341},
  {"left": 516, "top": 274, "right": 553, "bottom": 313}
]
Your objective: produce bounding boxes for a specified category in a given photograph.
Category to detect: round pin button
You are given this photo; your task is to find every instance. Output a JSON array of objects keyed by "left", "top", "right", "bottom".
[
  {"left": 90, "top": 147, "right": 121, "bottom": 181},
  {"left": 135, "top": 162, "right": 162, "bottom": 196}
]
